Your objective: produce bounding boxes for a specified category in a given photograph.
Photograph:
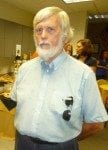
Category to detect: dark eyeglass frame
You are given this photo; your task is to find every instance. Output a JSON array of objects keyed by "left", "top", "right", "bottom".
[{"left": 62, "top": 96, "right": 73, "bottom": 121}]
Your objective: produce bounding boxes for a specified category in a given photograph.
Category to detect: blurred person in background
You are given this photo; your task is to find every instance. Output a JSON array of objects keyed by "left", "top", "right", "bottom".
[
  {"left": 96, "top": 50, "right": 108, "bottom": 80},
  {"left": 30, "top": 50, "right": 38, "bottom": 59},
  {"left": 64, "top": 42, "right": 73, "bottom": 56},
  {"left": 11, "top": 7, "right": 108, "bottom": 150},
  {"left": 75, "top": 39, "right": 98, "bottom": 73},
  {"left": 86, "top": 57, "right": 98, "bottom": 73},
  {"left": 22, "top": 53, "right": 28, "bottom": 64}
]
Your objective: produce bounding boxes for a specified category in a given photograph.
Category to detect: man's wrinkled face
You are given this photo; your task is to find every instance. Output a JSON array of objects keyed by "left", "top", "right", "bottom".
[{"left": 34, "top": 15, "right": 63, "bottom": 62}]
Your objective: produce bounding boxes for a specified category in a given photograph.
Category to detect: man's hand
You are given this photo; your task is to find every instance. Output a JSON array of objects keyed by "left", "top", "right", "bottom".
[{"left": 78, "top": 122, "right": 104, "bottom": 141}]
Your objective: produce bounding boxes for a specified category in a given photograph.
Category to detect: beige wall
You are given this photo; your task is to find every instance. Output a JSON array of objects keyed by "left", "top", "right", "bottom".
[
  {"left": 0, "top": 19, "right": 35, "bottom": 57},
  {"left": 0, "top": 19, "right": 35, "bottom": 74},
  {"left": 0, "top": 58, "right": 14, "bottom": 74},
  {"left": 0, "top": 0, "right": 34, "bottom": 27},
  {"left": 69, "top": 11, "right": 88, "bottom": 54}
]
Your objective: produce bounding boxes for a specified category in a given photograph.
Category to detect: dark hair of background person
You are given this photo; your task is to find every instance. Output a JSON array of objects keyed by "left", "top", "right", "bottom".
[
  {"left": 96, "top": 49, "right": 108, "bottom": 80},
  {"left": 64, "top": 42, "right": 73, "bottom": 56},
  {"left": 98, "top": 49, "right": 108, "bottom": 60},
  {"left": 76, "top": 39, "right": 93, "bottom": 61}
]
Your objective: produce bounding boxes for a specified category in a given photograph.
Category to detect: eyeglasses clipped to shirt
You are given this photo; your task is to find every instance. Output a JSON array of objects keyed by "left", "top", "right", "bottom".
[{"left": 62, "top": 96, "right": 73, "bottom": 121}]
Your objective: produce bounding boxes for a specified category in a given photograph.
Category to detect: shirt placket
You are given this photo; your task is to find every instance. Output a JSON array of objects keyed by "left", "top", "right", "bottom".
[{"left": 32, "top": 71, "right": 50, "bottom": 131}]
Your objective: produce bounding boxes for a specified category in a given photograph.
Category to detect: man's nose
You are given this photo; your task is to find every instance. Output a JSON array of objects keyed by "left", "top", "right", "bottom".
[{"left": 41, "top": 29, "right": 48, "bottom": 38}]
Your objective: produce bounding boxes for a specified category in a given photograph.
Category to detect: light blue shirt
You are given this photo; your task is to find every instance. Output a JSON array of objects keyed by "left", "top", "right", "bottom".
[{"left": 11, "top": 51, "right": 108, "bottom": 142}]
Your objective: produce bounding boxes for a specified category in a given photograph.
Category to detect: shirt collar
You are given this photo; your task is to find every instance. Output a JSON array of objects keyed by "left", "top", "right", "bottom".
[
  {"left": 52, "top": 50, "right": 67, "bottom": 70},
  {"left": 40, "top": 51, "right": 67, "bottom": 72}
]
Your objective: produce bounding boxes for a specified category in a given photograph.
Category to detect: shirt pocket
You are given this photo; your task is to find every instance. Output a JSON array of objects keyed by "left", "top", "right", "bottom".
[
  {"left": 49, "top": 90, "right": 82, "bottom": 122},
  {"left": 49, "top": 90, "right": 73, "bottom": 114}
]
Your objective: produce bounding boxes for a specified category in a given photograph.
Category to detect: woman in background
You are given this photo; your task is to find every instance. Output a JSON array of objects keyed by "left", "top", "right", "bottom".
[
  {"left": 96, "top": 50, "right": 108, "bottom": 80},
  {"left": 75, "top": 39, "right": 98, "bottom": 73},
  {"left": 64, "top": 42, "right": 73, "bottom": 56}
]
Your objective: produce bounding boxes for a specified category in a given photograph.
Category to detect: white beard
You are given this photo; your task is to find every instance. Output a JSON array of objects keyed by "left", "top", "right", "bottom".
[{"left": 35, "top": 36, "right": 63, "bottom": 62}]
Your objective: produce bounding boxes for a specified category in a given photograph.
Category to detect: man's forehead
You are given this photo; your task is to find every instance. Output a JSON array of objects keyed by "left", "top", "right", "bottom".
[{"left": 36, "top": 15, "right": 60, "bottom": 27}]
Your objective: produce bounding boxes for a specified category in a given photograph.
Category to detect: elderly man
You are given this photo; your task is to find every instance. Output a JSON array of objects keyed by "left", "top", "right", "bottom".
[{"left": 11, "top": 7, "right": 108, "bottom": 150}]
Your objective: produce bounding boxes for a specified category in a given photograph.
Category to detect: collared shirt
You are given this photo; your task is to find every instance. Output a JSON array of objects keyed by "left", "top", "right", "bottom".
[{"left": 11, "top": 51, "right": 108, "bottom": 142}]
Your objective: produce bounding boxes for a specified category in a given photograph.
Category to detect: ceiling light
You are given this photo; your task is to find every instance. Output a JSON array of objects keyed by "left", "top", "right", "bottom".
[
  {"left": 88, "top": 14, "right": 108, "bottom": 20},
  {"left": 101, "top": 15, "right": 104, "bottom": 18},
  {"left": 62, "top": 0, "right": 93, "bottom": 3},
  {"left": 94, "top": 15, "right": 98, "bottom": 18},
  {"left": 89, "top": 16, "right": 92, "bottom": 19}
]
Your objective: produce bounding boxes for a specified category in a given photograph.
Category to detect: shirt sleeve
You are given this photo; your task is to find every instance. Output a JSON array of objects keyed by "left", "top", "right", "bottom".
[
  {"left": 10, "top": 66, "right": 22, "bottom": 101},
  {"left": 81, "top": 71, "right": 108, "bottom": 123},
  {"left": 10, "top": 79, "right": 17, "bottom": 101}
]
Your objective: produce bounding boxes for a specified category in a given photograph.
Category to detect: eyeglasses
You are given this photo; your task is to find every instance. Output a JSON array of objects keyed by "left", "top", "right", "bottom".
[{"left": 62, "top": 96, "right": 73, "bottom": 121}]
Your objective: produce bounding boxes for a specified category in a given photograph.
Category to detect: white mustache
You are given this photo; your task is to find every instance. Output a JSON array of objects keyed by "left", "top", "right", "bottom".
[
  {"left": 39, "top": 42, "right": 49, "bottom": 45},
  {"left": 39, "top": 42, "right": 50, "bottom": 49}
]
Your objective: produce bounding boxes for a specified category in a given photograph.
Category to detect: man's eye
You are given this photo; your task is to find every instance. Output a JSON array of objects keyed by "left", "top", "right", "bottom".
[
  {"left": 35, "top": 28, "right": 43, "bottom": 34},
  {"left": 35, "top": 27, "right": 55, "bottom": 34},
  {"left": 47, "top": 27, "right": 55, "bottom": 33}
]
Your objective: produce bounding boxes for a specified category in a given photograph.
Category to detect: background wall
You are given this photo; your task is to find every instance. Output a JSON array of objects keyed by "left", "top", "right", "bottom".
[
  {"left": 0, "top": 19, "right": 35, "bottom": 74},
  {"left": 0, "top": 0, "right": 33, "bottom": 27},
  {"left": 87, "top": 22, "right": 108, "bottom": 58},
  {"left": 69, "top": 11, "right": 88, "bottom": 54}
]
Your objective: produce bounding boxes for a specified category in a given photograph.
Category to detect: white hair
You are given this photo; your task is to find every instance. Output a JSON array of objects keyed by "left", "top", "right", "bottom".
[{"left": 33, "top": 6, "right": 74, "bottom": 43}]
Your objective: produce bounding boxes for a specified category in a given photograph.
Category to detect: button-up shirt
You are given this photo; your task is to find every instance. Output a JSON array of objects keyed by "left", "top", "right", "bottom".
[{"left": 11, "top": 51, "right": 108, "bottom": 142}]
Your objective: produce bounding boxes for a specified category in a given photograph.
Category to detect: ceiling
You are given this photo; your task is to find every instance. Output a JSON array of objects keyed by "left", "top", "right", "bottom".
[{"left": 2, "top": 0, "right": 108, "bottom": 16}]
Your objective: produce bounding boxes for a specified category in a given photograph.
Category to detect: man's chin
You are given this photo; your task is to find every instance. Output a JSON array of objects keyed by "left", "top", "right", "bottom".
[
  {"left": 40, "top": 55, "right": 53, "bottom": 62},
  {"left": 39, "top": 51, "right": 57, "bottom": 62},
  {"left": 38, "top": 47, "right": 50, "bottom": 52}
]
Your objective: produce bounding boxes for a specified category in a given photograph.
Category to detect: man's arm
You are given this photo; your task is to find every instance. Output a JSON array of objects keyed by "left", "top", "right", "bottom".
[{"left": 78, "top": 122, "right": 104, "bottom": 141}]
